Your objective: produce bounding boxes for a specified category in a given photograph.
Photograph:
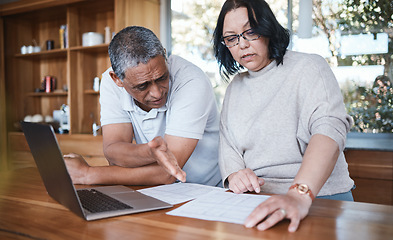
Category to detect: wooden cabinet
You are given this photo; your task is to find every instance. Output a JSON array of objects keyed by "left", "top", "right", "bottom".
[
  {"left": 8, "top": 132, "right": 108, "bottom": 169},
  {"left": 0, "top": 0, "right": 160, "bottom": 171},
  {"left": 345, "top": 150, "right": 393, "bottom": 205}
]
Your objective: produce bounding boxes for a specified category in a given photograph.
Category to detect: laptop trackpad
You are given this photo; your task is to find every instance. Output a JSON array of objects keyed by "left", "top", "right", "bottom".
[
  {"left": 114, "top": 192, "right": 167, "bottom": 208},
  {"left": 94, "top": 185, "right": 169, "bottom": 208}
]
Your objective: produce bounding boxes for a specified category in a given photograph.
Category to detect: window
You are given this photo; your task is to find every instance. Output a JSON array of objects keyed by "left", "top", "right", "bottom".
[
  {"left": 170, "top": 0, "right": 392, "bottom": 133},
  {"left": 292, "top": 0, "right": 392, "bottom": 133}
]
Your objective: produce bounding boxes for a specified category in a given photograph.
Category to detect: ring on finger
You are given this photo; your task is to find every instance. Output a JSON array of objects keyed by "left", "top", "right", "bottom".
[{"left": 278, "top": 208, "right": 287, "bottom": 218}]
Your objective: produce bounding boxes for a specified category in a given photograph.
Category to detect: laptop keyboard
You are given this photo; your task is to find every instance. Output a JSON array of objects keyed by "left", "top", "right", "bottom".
[{"left": 77, "top": 189, "right": 133, "bottom": 213}]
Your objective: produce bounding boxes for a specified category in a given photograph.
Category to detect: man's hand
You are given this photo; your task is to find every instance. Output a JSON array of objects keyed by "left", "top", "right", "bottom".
[
  {"left": 228, "top": 168, "right": 264, "bottom": 194},
  {"left": 63, "top": 153, "right": 91, "bottom": 184},
  {"left": 148, "top": 136, "right": 187, "bottom": 183}
]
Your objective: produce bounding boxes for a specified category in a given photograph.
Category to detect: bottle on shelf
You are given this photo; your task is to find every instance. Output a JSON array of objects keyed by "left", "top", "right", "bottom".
[{"left": 93, "top": 77, "right": 100, "bottom": 92}]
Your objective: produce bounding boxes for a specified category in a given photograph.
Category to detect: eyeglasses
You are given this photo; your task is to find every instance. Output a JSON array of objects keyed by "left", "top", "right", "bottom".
[{"left": 221, "top": 29, "right": 261, "bottom": 48}]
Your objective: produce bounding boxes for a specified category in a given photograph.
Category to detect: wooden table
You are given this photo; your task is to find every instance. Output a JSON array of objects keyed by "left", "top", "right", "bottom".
[{"left": 1, "top": 168, "right": 393, "bottom": 240}]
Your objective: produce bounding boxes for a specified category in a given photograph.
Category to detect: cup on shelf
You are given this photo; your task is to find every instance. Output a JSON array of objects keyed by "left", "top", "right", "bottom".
[
  {"left": 34, "top": 46, "right": 41, "bottom": 53},
  {"left": 46, "top": 40, "right": 54, "bottom": 50},
  {"left": 82, "top": 32, "right": 104, "bottom": 46},
  {"left": 27, "top": 45, "right": 34, "bottom": 54},
  {"left": 105, "top": 26, "right": 111, "bottom": 44},
  {"left": 20, "top": 45, "right": 27, "bottom": 54}
]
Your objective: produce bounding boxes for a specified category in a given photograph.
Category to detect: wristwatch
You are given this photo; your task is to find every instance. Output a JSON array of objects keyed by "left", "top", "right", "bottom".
[{"left": 289, "top": 183, "right": 315, "bottom": 201}]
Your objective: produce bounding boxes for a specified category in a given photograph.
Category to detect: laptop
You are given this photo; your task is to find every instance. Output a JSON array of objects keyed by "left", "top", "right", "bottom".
[{"left": 20, "top": 121, "right": 172, "bottom": 221}]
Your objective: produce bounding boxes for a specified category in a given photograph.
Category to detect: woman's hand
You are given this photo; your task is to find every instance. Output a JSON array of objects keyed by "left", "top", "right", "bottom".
[
  {"left": 227, "top": 168, "right": 264, "bottom": 194},
  {"left": 63, "top": 153, "right": 91, "bottom": 184},
  {"left": 244, "top": 190, "right": 312, "bottom": 232}
]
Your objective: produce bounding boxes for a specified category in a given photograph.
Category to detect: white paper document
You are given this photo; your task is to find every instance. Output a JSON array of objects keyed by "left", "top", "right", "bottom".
[
  {"left": 166, "top": 191, "right": 270, "bottom": 224},
  {"left": 137, "top": 182, "right": 227, "bottom": 205}
]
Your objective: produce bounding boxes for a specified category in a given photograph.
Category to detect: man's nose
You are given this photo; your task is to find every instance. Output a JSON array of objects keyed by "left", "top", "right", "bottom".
[{"left": 149, "top": 83, "right": 162, "bottom": 98}]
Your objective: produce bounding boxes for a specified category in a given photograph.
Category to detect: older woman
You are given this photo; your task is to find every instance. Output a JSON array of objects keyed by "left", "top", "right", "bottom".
[{"left": 213, "top": 0, "right": 354, "bottom": 232}]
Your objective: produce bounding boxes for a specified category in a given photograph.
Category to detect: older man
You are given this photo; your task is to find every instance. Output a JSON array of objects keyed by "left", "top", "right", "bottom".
[{"left": 64, "top": 26, "right": 221, "bottom": 186}]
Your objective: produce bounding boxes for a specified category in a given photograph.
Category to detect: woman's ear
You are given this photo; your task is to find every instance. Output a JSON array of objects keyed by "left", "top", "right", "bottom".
[{"left": 109, "top": 71, "right": 123, "bottom": 87}]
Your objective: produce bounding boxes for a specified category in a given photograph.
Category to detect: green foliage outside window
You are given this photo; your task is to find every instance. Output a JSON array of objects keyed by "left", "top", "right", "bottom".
[
  {"left": 338, "top": 0, "right": 393, "bottom": 133},
  {"left": 343, "top": 75, "right": 393, "bottom": 133}
]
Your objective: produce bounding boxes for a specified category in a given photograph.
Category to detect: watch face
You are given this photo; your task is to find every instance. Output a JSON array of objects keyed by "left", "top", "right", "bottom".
[{"left": 297, "top": 184, "right": 309, "bottom": 194}]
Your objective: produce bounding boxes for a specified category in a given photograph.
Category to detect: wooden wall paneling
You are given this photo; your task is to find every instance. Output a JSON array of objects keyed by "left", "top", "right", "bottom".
[
  {"left": 89, "top": 0, "right": 114, "bottom": 38},
  {"left": 81, "top": 94, "right": 100, "bottom": 134},
  {"left": 78, "top": 51, "right": 96, "bottom": 134},
  {"left": 94, "top": 50, "right": 109, "bottom": 128},
  {"left": 39, "top": 96, "right": 68, "bottom": 117},
  {"left": 74, "top": 51, "right": 85, "bottom": 133},
  {"left": 140, "top": 0, "right": 160, "bottom": 36},
  {"left": 18, "top": 61, "right": 36, "bottom": 121},
  {"left": 72, "top": 0, "right": 114, "bottom": 46},
  {"left": 346, "top": 150, "right": 393, "bottom": 180},
  {"left": 31, "top": 8, "right": 67, "bottom": 119},
  {"left": 66, "top": 7, "right": 77, "bottom": 134},
  {"left": 67, "top": 0, "right": 114, "bottom": 134},
  {"left": 57, "top": 135, "right": 108, "bottom": 166},
  {"left": 345, "top": 150, "right": 393, "bottom": 205},
  {"left": 35, "top": 57, "right": 68, "bottom": 117},
  {"left": 97, "top": 8, "right": 115, "bottom": 39},
  {"left": 26, "top": 58, "right": 41, "bottom": 115},
  {"left": 114, "top": 0, "right": 160, "bottom": 36},
  {"left": 85, "top": 157, "right": 108, "bottom": 166},
  {"left": 67, "top": 6, "right": 79, "bottom": 48},
  {"left": 4, "top": 8, "right": 68, "bottom": 131},
  {"left": 351, "top": 177, "right": 393, "bottom": 205},
  {"left": 8, "top": 132, "right": 108, "bottom": 169},
  {"left": 4, "top": 17, "right": 34, "bottom": 130},
  {"left": 80, "top": 49, "right": 109, "bottom": 133},
  {"left": 39, "top": 56, "right": 68, "bottom": 86},
  {"left": 8, "top": 132, "right": 35, "bottom": 170},
  {"left": 8, "top": 151, "right": 107, "bottom": 169},
  {"left": 68, "top": 50, "right": 80, "bottom": 134},
  {"left": 92, "top": 48, "right": 111, "bottom": 76},
  {"left": 8, "top": 151, "right": 36, "bottom": 169},
  {"left": 8, "top": 132, "right": 30, "bottom": 152},
  {"left": 0, "top": 0, "right": 84, "bottom": 17},
  {"left": 75, "top": 50, "right": 87, "bottom": 133},
  {"left": 0, "top": 17, "right": 8, "bottom": 171},
  {"left": 33, "top": 7, "right": 67, "bottom": 50},
  {"left": 56, "top": 134, "right": 104, "bottom": 156}
]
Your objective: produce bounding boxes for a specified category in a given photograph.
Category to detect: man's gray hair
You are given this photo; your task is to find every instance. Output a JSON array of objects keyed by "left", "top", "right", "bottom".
[{"left": 108, "top": 26, "right": 166, "bottom": 81}]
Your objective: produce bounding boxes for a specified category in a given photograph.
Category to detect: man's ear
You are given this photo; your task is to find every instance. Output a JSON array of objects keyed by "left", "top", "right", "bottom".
[{"left": 109, "top": 71, "right": 124, "bottom": 87}]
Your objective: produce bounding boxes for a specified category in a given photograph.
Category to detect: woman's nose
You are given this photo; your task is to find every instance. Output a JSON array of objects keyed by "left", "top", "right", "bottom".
[{"left": 238, "top": 36, "right": 250, "bottom": 49}]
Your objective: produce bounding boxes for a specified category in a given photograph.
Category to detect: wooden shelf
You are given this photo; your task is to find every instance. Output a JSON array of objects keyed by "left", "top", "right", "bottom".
[
  {"left": 27, "top": 92, "right": 68, "bottom": 97},
  {"left": 69, "top": 44, "right": 109, "bottom": 53},
  {"left": 15, "top": 49, "right": 67, "bottom": 58},
  {"left": 14, "top": 44, "right": 109, "bottom": 58},
  {"left": 1, "top": 0, "right": 161, "bottom": 171},
  {"left": 84, "top": 90, "right": 100, "bottom": 95}
]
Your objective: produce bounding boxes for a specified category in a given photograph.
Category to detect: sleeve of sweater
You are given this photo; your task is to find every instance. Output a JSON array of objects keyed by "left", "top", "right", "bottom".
[
  {"left": 218, "top": 82, "right": 246, "bottom": 188},
  {"left": 297, "top": 54, "right": 353, "bottom": 152}
]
